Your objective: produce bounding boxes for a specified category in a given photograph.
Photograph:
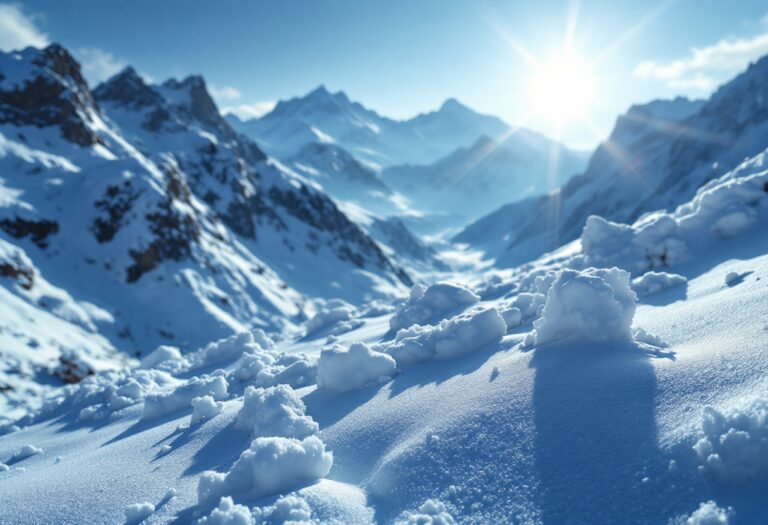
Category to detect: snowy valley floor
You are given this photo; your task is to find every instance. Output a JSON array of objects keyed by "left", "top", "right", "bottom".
[{"left": 0, "top": 225, "right": 766, "bottom": 524}]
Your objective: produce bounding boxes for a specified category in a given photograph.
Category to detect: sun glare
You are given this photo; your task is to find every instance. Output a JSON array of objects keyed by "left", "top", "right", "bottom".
[{"left": 529, "top": 52, "right": 595, "bottom": 125}]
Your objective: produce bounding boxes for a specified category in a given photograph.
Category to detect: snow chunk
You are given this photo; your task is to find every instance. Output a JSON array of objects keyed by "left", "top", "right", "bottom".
[
  {"left": 235, "top": 385, "right": 318, "bottom": 439},
  {"left": 124, "top": 502, "right": 154, "bottom": 524},
  {"left": 395, "top": 499, "right": 456, "bottom": 525},
  {"left": 499, "top": 306, "right": 522, "bottom": 329},
  {"left": 390, "top": 282, "right": 480, "bottom": 332},
  {"left": 232, "top": 352, "right": 317, "bottom": 390},
  {"left": 693, "top": 395, "right": 768, "bottom": 483},
  {"left": 191, "top": 395, "right": 224, "bottom": 424},
  {"left": 531, "top": 268, "right": 636, "bottom": 345},
  {"left": 197, "top": 436, "right": 333, "bottom": 506},
  {"left": 317, "top": 342, "right": 397, "bottom": 392},
  {"left": 632, "top": 327, "right": 668, "bottom": 348},
  {"left": 381, "top": 308, "right": 506, "bottom": 365},
  {"left": 631, "top": 271, "right": 687, "bottom": 297},
  {"left": 197, "top": 496, "right": 254, "bottom": 525},
  {"left": 305, "top": 299, "right": 358, "bottom": 335},
  {"left": 11, "top": 444, "right": 43, "bottom": 462},
  {"left": 143, "top": 374, "right": 228, "bottom": 419},
  {"left": 253, "top": 494, "right": 312, "bottom": 524},
  {"left": 680, "top": 501, "right": 732, "bottom": 525},
  {"left": 140, "top": 345, "right": 185, "bottom": 371},
  {"left": 191, "top": 331, "right": 268, "bottom": 370}
]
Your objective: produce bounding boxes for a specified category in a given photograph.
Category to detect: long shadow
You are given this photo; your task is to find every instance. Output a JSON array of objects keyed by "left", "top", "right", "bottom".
[
  {"left": 531, "top": 341, "right": 670, "bottom": 525},
  {"left": 182, "top": 420, "right": 251, "bottom": 476}
]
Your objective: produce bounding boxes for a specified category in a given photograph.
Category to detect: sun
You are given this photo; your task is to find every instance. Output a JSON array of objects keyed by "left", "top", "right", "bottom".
[{"left": 528, "top": 52, "right": 595, "bottom": 125}]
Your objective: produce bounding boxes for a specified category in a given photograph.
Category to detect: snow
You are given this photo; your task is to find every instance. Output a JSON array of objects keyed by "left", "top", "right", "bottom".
[
  {"left": 142, "top": 374, "right": 228, "bottom": 419},
  {"left": 632, "top": 271, "right": 687, "bottom": 297},
  {"left": 530, "top": 268, "right": 637, "bottom": 346},
  {"left": 190, "top": 395, "right": 224, "bottom": 425},
  {"left": 235, "top": 385, "right": 318, "bottom": 439},
  {"left": 693, "top": 394, "right": 768, "bottom": 483},
  {"left": 124, "top": 502, "right": 155, "bottom": 524},
  {"left": 681, "top": 501, "right": 732, "bottom": 525},
  {"left": 197, "top": 436, "right": 333, "bottom": 507},
  {"left": 380, "top": 307, "right": 507, "bottom": 364},
  {"left": 198, "top": 497, "right": 254, "bottom": 525},
  {"left": 395, "top": 499, "right": 456, "bottom": 524},
  {"left": 317, "top": 342, "right": 397, "bottom": 392},
  {"left": 140, "top": 345, "right": 184, "bottom": 371},
  {"left": 9, "top": 444, "right": 43, "bottom": 462},
  {"left": 389, "top": 282, "right": 480, "bottom": 332}
]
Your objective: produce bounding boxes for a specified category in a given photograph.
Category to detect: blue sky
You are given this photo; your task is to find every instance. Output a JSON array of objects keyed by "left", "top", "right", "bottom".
[{"left": 2, "top": 0, "right": 768, "bottom": 149}]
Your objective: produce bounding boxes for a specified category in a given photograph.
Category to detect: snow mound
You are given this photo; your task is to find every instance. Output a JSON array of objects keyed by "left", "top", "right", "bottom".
[
  {"left": 693, "top": 395, "right": 768, "bottom": 483},
  {"left": 190, "top": 331, "right": 269, "bottom": 370},
  {"left": 191, "top": 395, "right": 224, "bottom": 425},
  {"left": 197, "top": 436, "right": 333, "bottom": 506},
  {"left": 124, "top": 502, "right": 154, "bottom": 524},
  {"left": 235, "top": 385, "right": 318, "bottom": 439},
  {"left": 230, "top": 352, "right": 317, "bottom": 390},
  {"left": 631, "top": 271, "right": 687, "bottom": 297},
  {"left": 395, "top": 499, "right": 456, "bottom": 525},
  {"left": 632, "top": 327, "right": 669, "bottom": 348},
  {"left": 530, "top": 268, "right": 637, "bottom": 345},
  {"left": 390, "top": 282, "right": 480, "bottom": 332},
  {"left": 197, "top": 497, "right": 254, "bottom": 525},
  {"left": 380, "top": 308, "right": 506, "bottom": 365},
  {"left": 679, "top": 501, "right": 732, "bottom": 525},
  {"left": 142, "top": 374, "right": 228, "bottom": 419},
  {"left": 317, "top": 342, "right": 397, "bottom": 392}
]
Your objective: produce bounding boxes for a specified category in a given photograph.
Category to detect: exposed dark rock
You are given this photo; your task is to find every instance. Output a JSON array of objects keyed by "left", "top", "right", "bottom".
[
  {"left": 92, "top": 181, "right": 142, "bottom": 243},
  {"left": 0, "top": 217, "right": 59, "bottom": 248},
  {"left": 0, "top": 259, "right": 34, "bottom": 290}
]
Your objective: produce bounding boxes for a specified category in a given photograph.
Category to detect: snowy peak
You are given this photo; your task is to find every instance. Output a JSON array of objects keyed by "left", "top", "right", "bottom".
[
  {"left": 93, "top": 67, "right": 163, "bottom": 109},
  {"left": 159, "top": 74, "right": 235, "bottom": 138},
  {"left": 0, "top": 43, "right": 100, "bottom": 146}
]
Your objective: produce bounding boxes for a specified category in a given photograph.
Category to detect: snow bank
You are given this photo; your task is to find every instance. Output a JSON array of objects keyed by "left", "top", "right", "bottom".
[
  {"left": 390, "top": 282, "right": 480, "bottom": 332},
  {"left": 693, "top": 395, "right": 768, "bottom": 483},
  {"left": 235, "top": 385, "right": 318, "bottom": 439},
  {"left": 580, "top": 154, "right": 768, "bottom": 274},
  {"left": 191, "top": 395, "right": 224, "bottom": 424},
  {"left": 631, "top": 271, "right": 687, "bottom": 297},
  {"left": 680, "top": 501, "right": 732, "bottom": 525},
  {"left": 530, "top": 268, "right": 636, "bottom": 345},
  {"left": 395, "top": 499, "right": 456, "bottom": 525},
  {"left": 124, "top": 502, "right": 154, "bottom": 524},
  {"left": 197, "top": 436, "right": 333, "bottom": 506},
  {"left": 317, "top": 342, "right": 397, "bottom": 392},
  {"left": 380, "top": 308, "right": 506, "bottom": 365},
  {"left": 197, "top": 497, "right": 253, "bottom": 525},
  {"left": 142, "top": 374, "right": 228, "bottom": 419}
]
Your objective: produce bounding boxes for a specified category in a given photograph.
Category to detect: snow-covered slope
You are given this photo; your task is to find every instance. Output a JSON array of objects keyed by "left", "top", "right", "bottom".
[
  {"left": 1, "top": 130, "right": 766, "bottom": 524},
  {"left": 456, "top": 59, "right": 766, "bottom": 265},
  {"left": 227, "top": 87, "right": 510, "bottom": 169},
  {"left": 0, "top": 44, "right": 410, "bottom": 418},
  {"left": 382, "top": 130, "right": 589, "bottom": 225}
]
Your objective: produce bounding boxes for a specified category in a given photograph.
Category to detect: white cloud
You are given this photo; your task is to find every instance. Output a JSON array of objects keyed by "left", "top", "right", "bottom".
[
  {"left": 634, "top": 31, "right": 768, "bottom": 91},
  {"left": 209, "top": 85, "right": 242, "bottom": 102},
  {"left": 0, "top": 3, "right": 49, "bottom": 51},
  {"left": 222, "top": 101, "right": 276, "bottom": 120},
  {"left": 75, "top": 48, "right": 127, "bottom": 84}
]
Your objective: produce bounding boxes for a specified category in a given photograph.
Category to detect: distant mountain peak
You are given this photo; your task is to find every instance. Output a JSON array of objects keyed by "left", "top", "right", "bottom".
[
  {"left": 439, "top": 97, "right": 469, "bottom": 112},
  {"left": 94, "top": 66, "right": 161, "bottom": 109}
]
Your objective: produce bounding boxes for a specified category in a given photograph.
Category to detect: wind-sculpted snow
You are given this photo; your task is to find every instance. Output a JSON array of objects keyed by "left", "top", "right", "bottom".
[
  {"left": 317, "top": 342, "right": 397, "bottom": 392},
  {"left": 389, "top": 282, "right": 480, "bottom": 332},
  {"left": 235, "top": 385, "right": 319, "bottom": 439},
  {"left": 694, "top": 394, "right": 768, "bottom": 483},
  {"left": 527, "top": 268, "right": 636, "bottom": 346}
]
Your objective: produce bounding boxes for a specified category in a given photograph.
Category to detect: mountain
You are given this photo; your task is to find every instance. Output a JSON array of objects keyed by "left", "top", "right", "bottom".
[
  {"left": 382, "top": 130, "right": 590, "bottom": 226},
  {"left": 0, "top": 44, "right": 409, "bottom": 416},
  {"left": 226, "top": 86, "right": 509, "bottom": 169},
  {"left": 456, "top": 56, "right": 768, "bottom": 266}
]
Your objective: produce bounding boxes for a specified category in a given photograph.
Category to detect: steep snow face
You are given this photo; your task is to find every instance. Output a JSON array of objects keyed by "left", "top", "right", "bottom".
[
  {"left": 228, "top": 86, "right": 510, "bottom": 169},
  {"left": 383, "top": 131, "right": 589, "bottom": 225},
  {"left": 457, "top": 60, "right": 768, "bottom": 265},
  {"left": 95, "top": 67, "right": 411, "bottom": 303}
]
